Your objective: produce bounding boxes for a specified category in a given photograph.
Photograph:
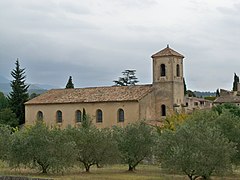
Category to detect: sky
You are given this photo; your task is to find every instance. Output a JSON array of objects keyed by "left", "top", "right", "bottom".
[{"left": 0, "top": 0, "right": 240, "bottom": 91}]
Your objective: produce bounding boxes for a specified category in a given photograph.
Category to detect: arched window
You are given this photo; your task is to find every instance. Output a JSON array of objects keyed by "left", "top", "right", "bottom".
[
  {"left": 96, "top": 109, "right": 103, "bottom": 123},
  {"left": 160, "top": 64, "right": 166, "bottom": 77},
  {"left": 118, "top": 109, "right": 124, "bottom": 122},
  {"left": 161, "top": 105, "right": 166, "bottom": 116},
  {"left": 176, "top": 64, "right": 180, "bottom": 77},
  {"left": 56, "top": 110, "right": 62, "bottom": 123},
  {"left": 75, "top": 110, "right": 82, "bottom": 123},
  {"left": 37, "top": 111, "right": 43, "bottom": 121}
]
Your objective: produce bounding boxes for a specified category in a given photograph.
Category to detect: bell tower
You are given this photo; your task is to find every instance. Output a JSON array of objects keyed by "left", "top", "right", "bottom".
[{"left": 151, "top": 45, "right": 185, "bottom": 119}]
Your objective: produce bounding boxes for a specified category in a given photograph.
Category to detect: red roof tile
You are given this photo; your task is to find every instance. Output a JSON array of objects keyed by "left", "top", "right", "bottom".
[
  {"left": 151, "top": 46, "right": 184, "bottom": 58},
  {"left": 25, "top": 85, "right": 153, "bottom": 105}
]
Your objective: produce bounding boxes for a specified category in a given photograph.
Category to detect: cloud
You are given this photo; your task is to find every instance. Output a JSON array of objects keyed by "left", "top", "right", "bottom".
[{"left": 0, "top": 0, "right": 239, "bottom": 91}]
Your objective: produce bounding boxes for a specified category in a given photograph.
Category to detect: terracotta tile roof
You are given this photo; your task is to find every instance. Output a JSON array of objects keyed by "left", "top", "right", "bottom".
[
  {"left": 151, "top": 45, "right": 184, "bottom": 58},
  {"left": 25, "top": 85, "right": 153, "bottom": 105},
  {"left": 214, "top": 96, "right": 240, "bottom": 103}
]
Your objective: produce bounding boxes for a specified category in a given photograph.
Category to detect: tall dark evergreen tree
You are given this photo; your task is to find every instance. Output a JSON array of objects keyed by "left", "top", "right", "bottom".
[
  {"left": 216, "top": 89, "right": 220, "bottom": 97},
  {"left": 8, "top": 59, "right": 29, "bottom": 125},
  {"left": 65, "top": 76, "right": 74, "bottom": 89},
  {"left": 82, "top": 108, "right": 91, "bottom": 128},
  {"left": 183, "top": 78, "right": 187, "bottom": 95},
  {"left": 233, "top": 73, "right": 239, "bottom": 91},
  {"left": 113, "top": 69, "right": 139, "bottom": 86}
]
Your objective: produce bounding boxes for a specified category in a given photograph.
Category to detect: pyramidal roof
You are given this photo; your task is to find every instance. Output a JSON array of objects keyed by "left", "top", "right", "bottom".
[{"left": 151, "top": 45, "right": 184, "bottom": 58}]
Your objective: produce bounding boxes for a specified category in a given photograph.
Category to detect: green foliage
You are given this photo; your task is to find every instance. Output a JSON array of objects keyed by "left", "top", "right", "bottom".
[
  {"left": 186, "top": 109, "right": 219, "bottom": 124},
  {"left": 66, "top": 125, "right": 118, "bottom": 172},
  {"left": 214, "top": 111, "right": 240, "bottom": 164},
  {"left": 0, "top": 92, "right": 9, "bottom": 110},
  {"left": 183, "top": 78, "right": 187, "bottom": 95},
  {"left": 213, "top": 103, "right": 240, "bottom": 117},
  {"left": 81, "top": 108, "right": 92, "bottom": 129},
  {"left": 157, "top": 112, "right": 236, "bottom": 180},
  {"left": 204, "top": 96, "right": 216, "bottom": 101},
  {"left": 114, "top": 121, "right": 156, "bottom": 171},
  {"left": 186, "top": 90, "right": 196, "bottom": 97},
  {"left": 8, "top": 60, "right": 29, "bottom": 125},
  {"left": 233, "top": 73, "right": 239, "bottom": 91},
  {"left": 65, "top": 76, "right": 74, "bottom": 89},
  {"left": 8, "top": 122, "right": 75, "bottom": 173},
  {"left": 0, "top": 108, "right": 18, "bottom": 127},
  {"left": 0, "top": 125, "right": 11, "bottom": 161},
  {"left": 216, "top": 89, "right": 220, "bottom": 97},
  {"left": 212, "top": 104, "right": 240, "bottom": 164},
  {"left": 113, "top": 69, "right": 139, "bottom": 86}
]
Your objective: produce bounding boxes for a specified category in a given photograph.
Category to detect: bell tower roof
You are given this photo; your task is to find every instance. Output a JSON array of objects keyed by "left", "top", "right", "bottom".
[{"left": 151, "top": 45, "right": 184, "bottom": 58}]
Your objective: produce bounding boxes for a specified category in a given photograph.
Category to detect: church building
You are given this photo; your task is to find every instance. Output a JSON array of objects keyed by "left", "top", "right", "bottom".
[{"left": 25, "top": 46, "right": 185, "bottom": 128}]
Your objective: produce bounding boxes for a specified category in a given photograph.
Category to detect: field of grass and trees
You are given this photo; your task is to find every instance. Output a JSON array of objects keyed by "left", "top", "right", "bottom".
[
  {"left": 2, "top": 61, "right": 240, "bottom": 179},
  {"left": 1, "top": 105, "right": 240, "bottom": 179}
]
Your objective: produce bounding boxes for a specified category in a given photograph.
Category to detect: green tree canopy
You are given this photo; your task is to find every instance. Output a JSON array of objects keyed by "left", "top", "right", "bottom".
[
  {"left": 0, "top": 125, "right": 12, "bottom": 161},
  {"left": 113, "top": 69, "right": 139, "bottom": 86},
  {"left": 66, "top": 124, "right": 118, "bottom": 172},
  {"left": 186, "top": 90, "right": 196, "bottom": 97},
  {"left": 65, "top": 76, "right": 74, "bottom": 89},
  {"left": 0, "top": 108, "right": 18, "bottom": 127},
  {"left": 216, "top": 89, "right": 220, "bottom": 97},
  {"left": 233, "top": 73, "right": 239, "bottom": 91},
  {"left": 8, "top": 59, "right": 29, "bottom": 125},
  {"left": 8, "top": 122, "right": 76, "bottom": 173},
  {"left": 157, "top": 112, "right": 236, "bottom": 180},
  {"left": 213, "top": 103, "right": 240, "bottom": 117},
  {"left": 0, "top": 92, "right": 8, "bottom": 110},
  {"left": 113, "top": 121, "right": 156, "bottom": 171},
  {"left": 183, "top": 78, "right": 187, "bottom": 95}
]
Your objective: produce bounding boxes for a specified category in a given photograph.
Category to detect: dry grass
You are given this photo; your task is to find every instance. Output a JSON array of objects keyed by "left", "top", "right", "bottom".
[{"left": 1, "top": 162, "right": 240, "bottom": 180}]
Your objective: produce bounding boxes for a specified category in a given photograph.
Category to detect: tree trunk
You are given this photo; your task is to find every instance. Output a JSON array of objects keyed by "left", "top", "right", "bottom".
[
  {"left": 42, "top": 168, "right": 47, "bottom": 174},
  {"left": 84, "top": 163, "right": 90, "bottom": 172},
  {"left": 37, "top": 160, "right": 48, "bottom": 174},
  {"left": 128, "top": 165, "right": 134, "bottom": 171},
  {"left": 187, "top": 174, "right": 193, "bottom": 180}
]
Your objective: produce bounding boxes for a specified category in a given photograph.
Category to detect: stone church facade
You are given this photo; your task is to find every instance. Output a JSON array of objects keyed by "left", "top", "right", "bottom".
[{"left": 25, "top": 46, "right": 185, "bottom": 128}]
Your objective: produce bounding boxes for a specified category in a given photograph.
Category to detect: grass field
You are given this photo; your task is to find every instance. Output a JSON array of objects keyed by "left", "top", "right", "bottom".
[{"left": 1, "top": 163, "right": 240, "bottom": 180}]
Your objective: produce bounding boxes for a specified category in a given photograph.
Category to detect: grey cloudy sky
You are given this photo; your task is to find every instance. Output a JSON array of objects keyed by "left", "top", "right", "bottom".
[{"left": 0, "top": 0, "right": 240, "bottom": 91}]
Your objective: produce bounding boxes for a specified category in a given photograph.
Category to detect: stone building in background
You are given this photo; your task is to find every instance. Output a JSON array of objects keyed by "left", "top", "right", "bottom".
[{"left": 25, "top": 46, "right": 186, "bottom": 128}]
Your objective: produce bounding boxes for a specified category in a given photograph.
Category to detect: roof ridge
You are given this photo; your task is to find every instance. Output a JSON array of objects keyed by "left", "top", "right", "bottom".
[
  {"left": 25, "top": 84, "right": 153, "bottom": 105},
  {"left": 49, "top": 84, "right": 152, "bottom": 91},
  {"left": 151, "top": 46, "right": 184, "bottom": 58}
]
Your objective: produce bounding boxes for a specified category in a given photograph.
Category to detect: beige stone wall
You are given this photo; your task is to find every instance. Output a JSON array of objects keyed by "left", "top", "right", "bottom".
[
  {"left": 25, "top": 101, "right": 140, "bottom": 128},
  {"left": 152, "top": 56, "right": 184, "bottom": 119},
  {"left": 172, "top": 57, "right": 184, "bottom": 106},
  {"left": 139, "top": 91, "right": 156, "bottom": 121}
]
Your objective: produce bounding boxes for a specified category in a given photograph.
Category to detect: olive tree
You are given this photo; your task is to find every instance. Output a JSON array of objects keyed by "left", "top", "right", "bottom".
[
  {"left": 114, "top": 121, "right": 156, "bottom": 171},
  {"left": 0, "top": 108, "right": 18, "bottom": 127},
  {"left": 9, "top": 122, "right": 75, "bottom": 173},
  {"left": 0, "top": 125, "right": 11, "bottom": 161},
  {"left": 214, "top": 110, "right": 240, "bottom": 165},
  {"left": 157, "top": 118, "right": 236, "bottom": 180},
  {"left": 66, "top": 125, "right": 118, "bottom": 172}
]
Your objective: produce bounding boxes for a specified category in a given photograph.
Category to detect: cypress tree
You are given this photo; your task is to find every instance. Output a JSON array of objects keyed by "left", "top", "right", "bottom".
[
  {"left": 233, "top": 73, "right": 239, "bottom": 91},
  {"left": 216, "top": 89, "right": 220, "bottom": 97},
  {"left": 183, "top": 78, "right": 187, "bottom": 95},
  {"left": 82, "top": 108, "right": 91, "bottom": 128},
  {"left": 8, "top": 59, "right": 29, "bottom": 125},
  {"left": 65, "top": 76, "right": 74, "bottom": 89}
]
